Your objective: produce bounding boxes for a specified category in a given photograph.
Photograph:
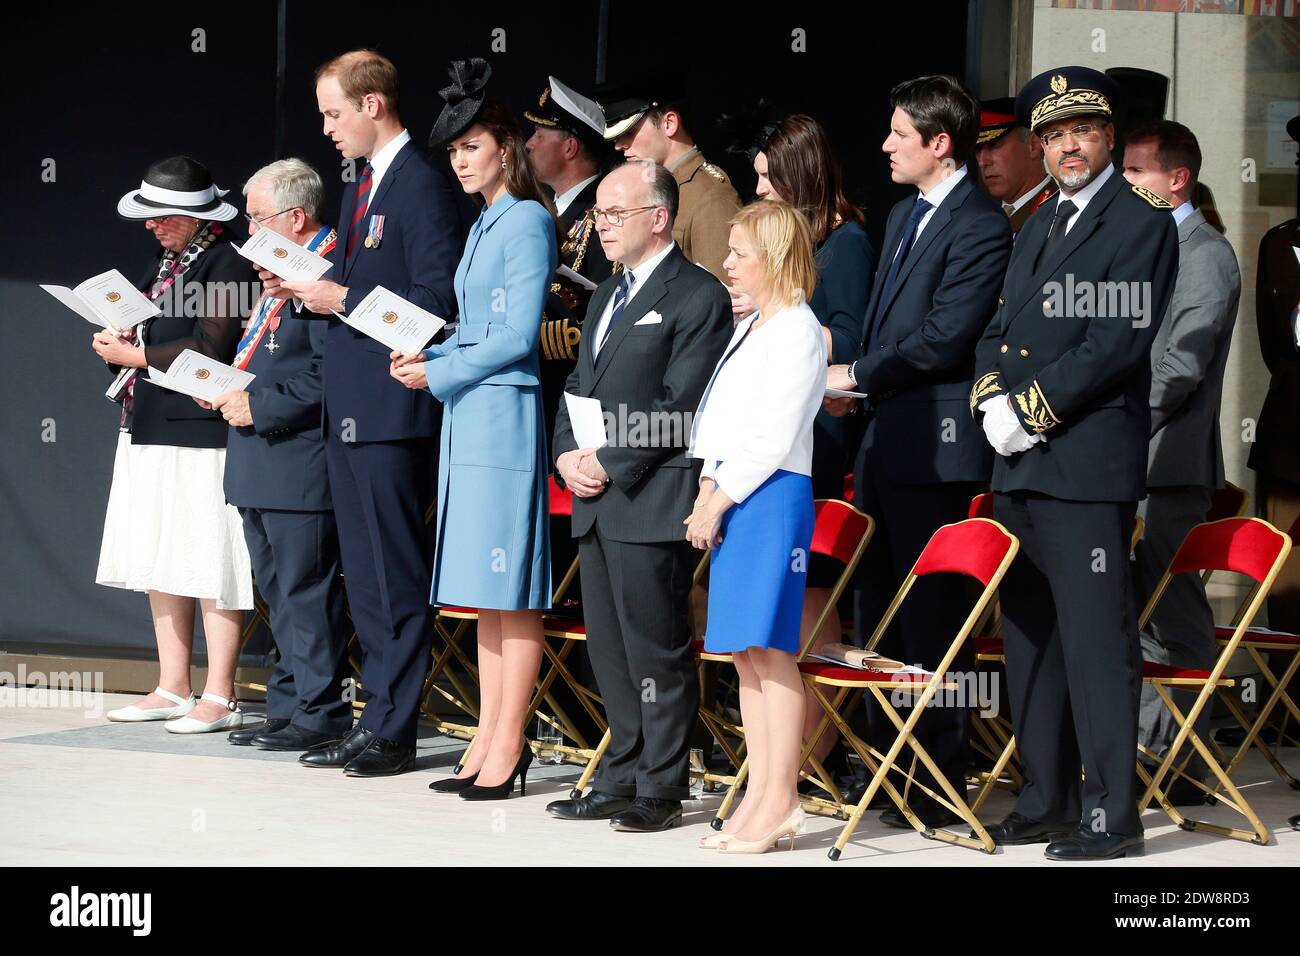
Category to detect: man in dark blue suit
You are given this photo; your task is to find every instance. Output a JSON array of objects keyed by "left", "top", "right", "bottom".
[
  {"left": 827, "top": 75, "right": 1012, "bottom": 828},
  {"left": 212, "top": 159, "right": 352, "bottom": 752},
  {"left": 283, "top": 50, "right": 461, "bottom": 776}
]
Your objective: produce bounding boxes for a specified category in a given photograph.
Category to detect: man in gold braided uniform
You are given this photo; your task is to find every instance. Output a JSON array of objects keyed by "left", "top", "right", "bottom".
[
  {"left": 599, "top": 83, "right": 739, "bottom": 280},
  {"left": 525, "top": 76, "right": 615, "bottom": 444}
]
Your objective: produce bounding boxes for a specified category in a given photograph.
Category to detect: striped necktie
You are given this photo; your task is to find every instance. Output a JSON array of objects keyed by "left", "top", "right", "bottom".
[{"left": 345, "top": 163, "right": 374, "bottom": 261}]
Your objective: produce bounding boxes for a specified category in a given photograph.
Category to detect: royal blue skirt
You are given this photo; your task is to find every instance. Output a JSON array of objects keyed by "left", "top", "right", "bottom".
[{"left": 703, "top": 467, "right": 815, "bottom": 655}]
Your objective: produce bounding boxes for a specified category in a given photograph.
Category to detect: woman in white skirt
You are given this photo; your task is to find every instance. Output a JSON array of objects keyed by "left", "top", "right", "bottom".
[
  {"left": 91, "top": 157, "right": 256, "bottom": 733},
  {"left": 686, "top": 200, "right": 827, "bottom": 853}
]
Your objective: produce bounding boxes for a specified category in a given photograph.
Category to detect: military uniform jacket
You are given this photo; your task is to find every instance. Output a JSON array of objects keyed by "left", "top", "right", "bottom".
[
  {"left": 971, "top": 171, "right": 1179, "bottom": 502},
  {"left": 1008, "top": 181, "right": 1058, "bottom": 237},
  {"left": 669, "top": 148, "right": 740, "bottom": 281},
  {"left": 540, "top": 176, "right": 613, "bottom": 440}
]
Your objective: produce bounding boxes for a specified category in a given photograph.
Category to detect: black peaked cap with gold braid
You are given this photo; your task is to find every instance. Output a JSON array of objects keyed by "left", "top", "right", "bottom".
[{"left": 1015, "top": 66, "right": 1119, "bottom": 134}]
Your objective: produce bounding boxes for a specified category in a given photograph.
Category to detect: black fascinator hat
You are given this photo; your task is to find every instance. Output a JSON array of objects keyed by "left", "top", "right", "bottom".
[
  {"left": 429, "top": 58, "right": 493, "bottom": 147},
  {"left": 717, "top": 99, "right": 781, "bottom": 164}
]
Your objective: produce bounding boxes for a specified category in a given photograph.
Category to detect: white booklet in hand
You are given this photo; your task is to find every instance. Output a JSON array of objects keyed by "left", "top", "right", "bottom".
[
  {"left": 41, "top": 269, "right": 159, "bottom": 332},
  {"left": 556, "top": 264, "right": 597, "bottom": 292},
  {"left": 825, "top": 386, "right": 867, "bottom": 399},
  {"left": 335, "top": 286, "right": 446, "bottom": 355},
  {"left": 146, "top": 349, "right": 255, "bottom": 403},
  {"left": 232, "top": 229, "right": 333, "bottom": 282},
  {"left": 562, "top": 392, "right": 609, "bottom": 449}
]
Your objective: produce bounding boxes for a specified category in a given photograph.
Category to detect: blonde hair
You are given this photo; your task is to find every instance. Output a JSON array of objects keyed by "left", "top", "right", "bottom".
[{"left": 730, "top": 200, "right": 817, "bottom": 310}]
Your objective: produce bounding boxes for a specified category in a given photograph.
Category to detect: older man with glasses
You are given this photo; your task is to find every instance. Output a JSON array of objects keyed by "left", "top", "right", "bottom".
[
  {"left": 215, "top": 158, "right": 354, "bottom": 753},
  {"left": 547, "top": 160, "right": 732, "bottom": 832}
]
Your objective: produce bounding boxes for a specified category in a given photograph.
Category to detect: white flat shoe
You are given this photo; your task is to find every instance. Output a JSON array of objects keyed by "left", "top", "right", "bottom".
[
  {"left": 165, "top": 693, "right": 243, "bottom": 734},
  {"left": 106, "top": 686, "right": 196, "bottom": 722}
]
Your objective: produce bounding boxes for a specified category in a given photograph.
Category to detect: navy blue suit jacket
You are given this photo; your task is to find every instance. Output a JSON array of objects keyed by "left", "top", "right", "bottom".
[
  {"left": 850, "top": 173, "right": 1011, "bottom": 484},
  {"left": 322, "top": 140, "right": 460, "bottom": 442},
  {"left": 224, "top": 290, "right": 331, "bottom": 512}
]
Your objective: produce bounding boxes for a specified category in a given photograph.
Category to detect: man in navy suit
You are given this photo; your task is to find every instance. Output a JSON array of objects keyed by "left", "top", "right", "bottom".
[
  {"left": 283, "top": 50, "right": 461, "bottom": 776},
  {"left": 827, "top": 75, "right": 1012, "bottom": 828},
  {"left": 212, "top": 159, "right": 352, "bottom": 753}
]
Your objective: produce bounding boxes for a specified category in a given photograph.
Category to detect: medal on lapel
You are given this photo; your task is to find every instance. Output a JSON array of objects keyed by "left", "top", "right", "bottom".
[{"left": 363, "top": 214, "right": 384, "bottom": 249}]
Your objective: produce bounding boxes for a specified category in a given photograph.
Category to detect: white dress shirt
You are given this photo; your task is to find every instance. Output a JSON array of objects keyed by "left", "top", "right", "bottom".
[
  {"left": 554, "top": 174, "right": 599, "bottom": 218},
  {"left": 689, "top": 302, "right": 828, "bottom": 503},
  {"left": 1055, "top": 160, "right": 1113, "bottom": 234},
  {"left": 591, "top": 241, "right": 677, "bottom": 358},
  {"left": 913, "top": 163, "right": 968, "bottom": 242},
  {"left": 366, "top": 128, "right": 411, "bottom": 196},
  {"left": 1008, "top": 175, "right": 1054, "bottom": 216},
  {"left": 1171, "top": 200, "right": 1195, "bottom": 228}
]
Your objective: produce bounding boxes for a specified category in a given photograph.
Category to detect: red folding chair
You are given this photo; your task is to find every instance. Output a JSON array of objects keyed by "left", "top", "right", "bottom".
[
  {"left": 1137, "top": 517, "right": 1292, "bottom": 844},
  {"left": 799, "top": 518, "right": 1019, "bottom": 858}
]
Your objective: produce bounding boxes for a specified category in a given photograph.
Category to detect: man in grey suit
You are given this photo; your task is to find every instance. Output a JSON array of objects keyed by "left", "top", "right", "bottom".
[
  {"left": 1122, "top": 121, "right": 1241, "bottom": 796},
  {"left": 548, "top": 161, "right": 732, "bottom": 831}
]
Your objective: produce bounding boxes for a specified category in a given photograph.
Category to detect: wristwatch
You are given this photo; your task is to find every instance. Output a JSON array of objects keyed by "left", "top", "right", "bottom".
[
  {"left": 338, "top": 289, "right": 348, "bottom": 313},
  {"left": 846, "top": 362, "right": 858, "bottom": 388}
]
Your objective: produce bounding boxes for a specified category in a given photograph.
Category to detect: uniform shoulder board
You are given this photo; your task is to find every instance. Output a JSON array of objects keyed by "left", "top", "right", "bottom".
[
  {"left": 1132, "top": 185, "right": 1173, "bottom": 209},
  {"left": 701, "top": 161, "right": 728, "bottom": 183}
]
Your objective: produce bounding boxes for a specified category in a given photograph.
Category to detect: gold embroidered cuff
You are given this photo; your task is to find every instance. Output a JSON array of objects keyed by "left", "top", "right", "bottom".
[
  {"left": 970, "top": 372, "right": 1004, "bottom": 413},
  {"left": 1013, "top": 379, "right": 1061, "bottom": 433}
]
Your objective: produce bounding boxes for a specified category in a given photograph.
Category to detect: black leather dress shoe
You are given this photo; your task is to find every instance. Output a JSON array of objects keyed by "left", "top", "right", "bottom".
[
  {"left": 343, "top": 736, "right": 416, "bottom": 777},
  {"left": 252, "top": 723, "right": 340, "bottom": 752},
  {"left": 1289, "top": 813, "right": 1299, "bottom": 832},
  {"left": 1045, "top": 827, "right": 1144, "bottom": 861},
  {"left": 298, "top": 726, "right": 373, "bottom": 768},
  {"left": 980, "top": 811, "right": 1075, "bottom": 846},
  {"left": 881, "top": 804, "right": 964, "bottom": 831},
  {"left": 546, "top": 790, "right": 633, "bottom": 820},
  {"left": 228, "top": 718, "right": 289, "bottom": 746},
  {"left": 609, "top": 797, "right": 683, "bottom": 832}
]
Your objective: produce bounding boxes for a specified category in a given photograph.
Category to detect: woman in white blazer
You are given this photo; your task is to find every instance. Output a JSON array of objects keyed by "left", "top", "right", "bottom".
[{"left": 686, "top": 201, "right": 827, "bottom": 853}]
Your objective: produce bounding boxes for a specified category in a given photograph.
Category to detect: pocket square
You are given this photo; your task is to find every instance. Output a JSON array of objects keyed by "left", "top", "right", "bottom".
[{"left": 634, "top": 311, "right": 663, "bottom": 326}]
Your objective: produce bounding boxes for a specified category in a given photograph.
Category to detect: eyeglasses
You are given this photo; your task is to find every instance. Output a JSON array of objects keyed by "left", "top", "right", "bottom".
[
  {"left": 592, "top": 205, "right": 658, "bottom": 226},
  {"left": 243, "top": 206, "right": 300, "bottom": 225},
  {"left": 1039, "top": 123, "right": 1104, "bottom": 149}
]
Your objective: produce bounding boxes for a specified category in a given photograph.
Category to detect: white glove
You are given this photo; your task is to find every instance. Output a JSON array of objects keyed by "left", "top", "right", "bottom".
[{"left": 979, "top": 396, "right": 1044, "bottom": 457}]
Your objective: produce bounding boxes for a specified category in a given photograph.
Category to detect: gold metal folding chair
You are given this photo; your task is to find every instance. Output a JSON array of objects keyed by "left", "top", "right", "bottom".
[
  {"left": 799, "top": 518, "right": 1019, "bottom": 859},
  {"left": 1137, "top": 517, "right": 1293, "bottom": 845}
]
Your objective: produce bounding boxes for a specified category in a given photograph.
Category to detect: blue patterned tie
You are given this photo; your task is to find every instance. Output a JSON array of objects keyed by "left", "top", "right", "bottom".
[
  {"left": 866, "top": 196, "right": 931, "bottom": 354},
  {"left": 596, "top": 271, "right": 633, "bottom": 356}
]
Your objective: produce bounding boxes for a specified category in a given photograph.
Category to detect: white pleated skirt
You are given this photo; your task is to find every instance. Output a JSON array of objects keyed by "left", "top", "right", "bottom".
[{"left": 96, "top": 431, "right": 253, "bottom": 610}]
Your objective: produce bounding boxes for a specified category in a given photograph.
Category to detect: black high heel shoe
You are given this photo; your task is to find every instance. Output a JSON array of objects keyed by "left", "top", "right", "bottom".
[
  {"left": 429, "top": 771, "right": 480, "bottom": 792},
  {"left": 459, "top": 742, "right": 534, "bottom": 801}
]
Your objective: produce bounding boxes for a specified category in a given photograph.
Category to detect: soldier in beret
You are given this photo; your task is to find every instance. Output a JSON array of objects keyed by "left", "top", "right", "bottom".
[
  {"left": 599, "top": 82, "right": 740, "bottom": 281},
  {"left": 975, "top": 96, "right": 1058, "bottom": 238},
  {"left": 970, "top": 66, "right": 1179, "bottom": 860}
]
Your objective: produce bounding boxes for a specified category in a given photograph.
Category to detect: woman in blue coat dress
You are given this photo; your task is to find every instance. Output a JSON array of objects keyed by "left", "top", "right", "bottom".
[{"left": 392, "top": 61, "right": 558, "bottom": 800}]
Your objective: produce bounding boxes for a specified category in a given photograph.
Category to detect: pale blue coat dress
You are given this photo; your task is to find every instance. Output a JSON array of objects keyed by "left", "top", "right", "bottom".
[{"left": 422, "top": 193, "right": 557, "bottom": 610}]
